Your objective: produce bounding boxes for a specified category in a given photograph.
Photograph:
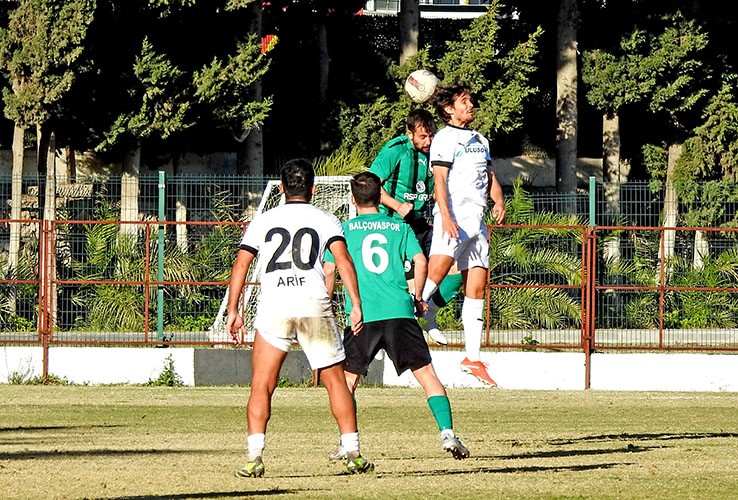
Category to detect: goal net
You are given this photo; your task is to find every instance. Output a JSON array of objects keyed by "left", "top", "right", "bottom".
[{"left": 208, "top": 176, "right": 355, "bottom": 344}]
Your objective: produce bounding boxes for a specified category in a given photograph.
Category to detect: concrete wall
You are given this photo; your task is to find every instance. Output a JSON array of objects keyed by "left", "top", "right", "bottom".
[{"left": 2, "top": 346, "right": 737, "bottom": 392}]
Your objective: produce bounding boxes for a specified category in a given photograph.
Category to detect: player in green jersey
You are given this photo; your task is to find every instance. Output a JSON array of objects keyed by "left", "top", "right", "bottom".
[
  {"left": 369, "top": 109, "right": 461, "bottom": 346},
  {"left": 324, "top": 172, "right": 470, "bottom": 461}
]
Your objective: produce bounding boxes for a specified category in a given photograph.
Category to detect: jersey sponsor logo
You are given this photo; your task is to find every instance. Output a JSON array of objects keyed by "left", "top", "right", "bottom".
[
  {"left": 416, "top": 180, "right": 427, "bottom": 193},
  {"left": 403, "top": 193, "right": 432, "bottom": 201},
  {"left": 348, "top": 220, "right": 401, "bottom": 232},
  {"left": 465, "top": 145, "right": 487, "bottom": 154}
]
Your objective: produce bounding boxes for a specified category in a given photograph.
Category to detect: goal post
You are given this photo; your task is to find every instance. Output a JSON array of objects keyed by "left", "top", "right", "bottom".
[{"left": 208, "top": 176, "right": 355, "bottom": 344}]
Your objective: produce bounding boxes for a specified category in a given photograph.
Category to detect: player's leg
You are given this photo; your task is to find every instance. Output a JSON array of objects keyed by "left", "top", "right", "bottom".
[
  {"left": 236, "top": 330, "right": 288, "bottom": 478},
  {"left": 411, "top": 364, "right": 470, "bottom": 459},
  {"left": 458, "top": 266, "right": 497, "bottom": 387},
  {"left": 321, "top": 363, "right": 374, "bottom": 473},
  {"left": 422, "top": 270, "right": 464, "bottom": 345},
  {"left": 299, "top": 317, "right": 374, "bottom": 473},
  {"left": 421, "top": 254, "right": 455, "bottom": 301}
]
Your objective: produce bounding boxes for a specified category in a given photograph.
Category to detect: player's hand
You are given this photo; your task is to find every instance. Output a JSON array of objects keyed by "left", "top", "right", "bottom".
[
  {"left": 414, "top": 298, "right": 428, "bottom": 317},
  {"left": 349, "top": 308, "right": 363, "bottom": 336},
  {"left": 226, "top": 311, "right": 244, "bottom": 346},
  {"left": 397, "top": 202, "right": 412, "bottom": 218},
  {"left": 442, "top": 215, "right": 459, "bottom": 241},
  {"left": 492, "top": 205, "right": 505, "bottom": 224}
]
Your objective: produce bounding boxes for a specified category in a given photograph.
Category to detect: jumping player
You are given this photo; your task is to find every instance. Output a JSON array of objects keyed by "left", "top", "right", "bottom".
[
  {"left": 368, "top": 108, "right": 459, "bottom": 346},
  {"left": 226, "top": 158, "right": 373, "bottom": 477},
  {"left": 325, "top": 172, "right": 470, "bottom": 461},
  {"left": 420, "top": 83, "right": 506, "bottom": 387}
]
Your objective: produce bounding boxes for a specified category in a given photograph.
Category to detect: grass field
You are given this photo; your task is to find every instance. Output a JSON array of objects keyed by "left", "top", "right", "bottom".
[{"left": 2, "top": 385, "right": 738, "bottom": 499}]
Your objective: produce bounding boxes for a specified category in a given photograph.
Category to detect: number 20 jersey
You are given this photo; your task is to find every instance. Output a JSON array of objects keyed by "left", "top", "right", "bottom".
[{"left": 239, "top": 201, "right": 344, "bottom": 319}]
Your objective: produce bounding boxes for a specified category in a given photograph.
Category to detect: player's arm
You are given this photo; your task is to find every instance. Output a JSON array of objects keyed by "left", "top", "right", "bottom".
[
  {"left": 433, "top": 163, "right": 458, "bottom": 240},
  {"left": 323, "top": 260, "right": 337, "bottom": 297},
  {"left": 380, "top": 187, "right": 412, "bottom": 218},
  {"left": 328, "top": 239, "right": 363, "bottom": 335},
  {"left": 488, "top": 168, "right": 505, "bottom": 224},
  {"left": 410, "top": 250, "right": 429, "bottom": 316},
  {"left": 226, "top": 248, "right": 256, "bottom": 345}
]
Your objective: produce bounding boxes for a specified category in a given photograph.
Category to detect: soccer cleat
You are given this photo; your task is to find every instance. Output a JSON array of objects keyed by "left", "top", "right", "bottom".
[
  {"left": 345, "top": 455, "right": 375, "bottom": 474},
  {"left": 235, "top": 458, "right": 265, "bottom": 478},
  {"left": 426, "top": 327, "right": 449, "bottom": 346},
  {"left": 329, "top": 444, "right": 347, "bottom": 461},
  {"left": 460, "top": 357, "right": 497, "bottom": 387},
  {"left": 442, "top": 435, "right": 470, "bottom": 460}
]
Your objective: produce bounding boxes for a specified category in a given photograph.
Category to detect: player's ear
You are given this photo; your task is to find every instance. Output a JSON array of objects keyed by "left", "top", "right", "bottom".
[
  {"left": 278, "top": 183, "right": 284, "bottom": 194},
  {"left": 310, "top": 185, "right": 316, "bottom": 195},
  {"left": 350, "top": 194, "right": 357, "bottom": 206}
]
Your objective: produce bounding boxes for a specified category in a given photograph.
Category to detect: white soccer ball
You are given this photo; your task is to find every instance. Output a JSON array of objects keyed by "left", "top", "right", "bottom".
[{"left": 404, "top": 69, "right": 439, "bottom": 104}]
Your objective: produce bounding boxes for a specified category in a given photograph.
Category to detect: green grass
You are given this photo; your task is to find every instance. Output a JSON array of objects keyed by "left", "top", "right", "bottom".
[{"left": 2, "top": 386, "right": 738, "bottom": 499}]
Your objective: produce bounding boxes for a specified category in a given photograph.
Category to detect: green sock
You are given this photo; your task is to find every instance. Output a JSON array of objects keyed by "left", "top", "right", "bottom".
[
  {"left": 427, "top": 395, "right": 453, "bottom": 431},
  {"left": 431, "top": 273, "right": 463, "bottom": 307}
]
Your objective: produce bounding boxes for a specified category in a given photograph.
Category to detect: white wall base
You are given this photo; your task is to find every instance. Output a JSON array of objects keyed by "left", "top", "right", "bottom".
[{"left": 2, "top": 346, "right": 737, "bottom": 392}]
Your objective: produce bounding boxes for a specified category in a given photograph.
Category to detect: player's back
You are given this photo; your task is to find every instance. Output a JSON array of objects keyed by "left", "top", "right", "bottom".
[
  {"left": 241, "top": 202, "right": 341, "bottom": 318},
  {"left": 342, "top": 213, "right": 422, "bottom": 323}
]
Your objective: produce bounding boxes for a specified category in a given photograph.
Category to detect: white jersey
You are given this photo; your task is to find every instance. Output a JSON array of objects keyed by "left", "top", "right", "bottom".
[
  {"left": 239, "top": 202, "right": 343, "bottom": 319},
  {"left": 429, "top": 124, "right": 491, "bottom": 219}
]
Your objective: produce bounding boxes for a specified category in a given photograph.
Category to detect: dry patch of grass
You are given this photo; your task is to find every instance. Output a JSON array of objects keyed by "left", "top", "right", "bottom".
[{"left": 1, "top": 386, "right": 738, "bottom": 499}]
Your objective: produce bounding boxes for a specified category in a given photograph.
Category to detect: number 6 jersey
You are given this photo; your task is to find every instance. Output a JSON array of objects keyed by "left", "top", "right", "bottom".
[
  {"left": 239, "top": 201, "right": 345, "bottom": 318},
  {"left": 326, "top": 212, "right": 422, "bottom": 323}
]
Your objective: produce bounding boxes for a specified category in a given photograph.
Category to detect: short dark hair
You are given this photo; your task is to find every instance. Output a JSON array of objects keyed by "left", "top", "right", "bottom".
[
  {"left": 280, "top": 158, "right": 314, "bottom": 199},
  {"left": 431, "top": 82, "right": 472, "bottom": 124},
  {"left": 350, "top": 172, "right": 381, "bottom": 207},
  {"left": 406, "top": 109, "right": 436, "bottom": 135}
]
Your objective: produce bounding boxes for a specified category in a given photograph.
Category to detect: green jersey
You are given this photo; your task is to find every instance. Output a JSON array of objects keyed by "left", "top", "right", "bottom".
[
  {"left": 369, "top": 135, "right": 434, "bottom": 223},
  {"left": 326, "top": 213, "right": 422, "bottom": 323}
]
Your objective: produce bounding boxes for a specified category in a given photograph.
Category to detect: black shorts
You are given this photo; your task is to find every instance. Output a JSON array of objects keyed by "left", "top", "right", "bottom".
[
  {"left": 405, "top": 218, "right": 432, "bottom": 279},
  {"left": 342, "top": 318, "right": 432, "bottom": 376}
]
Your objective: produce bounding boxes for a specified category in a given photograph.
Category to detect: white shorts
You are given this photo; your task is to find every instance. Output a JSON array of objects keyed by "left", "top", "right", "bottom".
[
  {"left": 429, "top": 212, "right": 489, "bottom": 271},
  {"left": 254, "top": 316, "right": 345, "bottom": 370}
]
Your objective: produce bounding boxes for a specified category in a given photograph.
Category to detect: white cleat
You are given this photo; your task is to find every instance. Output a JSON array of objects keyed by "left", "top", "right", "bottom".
[{"left": 426, "top": 327, "right": 449, "bottom": 346}]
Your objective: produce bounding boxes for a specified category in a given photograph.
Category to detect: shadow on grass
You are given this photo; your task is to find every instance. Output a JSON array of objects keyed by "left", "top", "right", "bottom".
[
  {"left": 377, "top": 461, "right": 628, "bottom": 477},
  {"left": 0, "top": 424, "right": 122, "bottom": 432},
  {"left": 91, "top": 491, "right": 295, "bottom": 500},
  {"left": 489, "top": 444, "right": 649, "bottom": 460},
  {"left": 0, "top": 448, "right": 219, "bottom": 460},
  {"left": 548, "top": 431, "right": 738, "bottom": 445}
]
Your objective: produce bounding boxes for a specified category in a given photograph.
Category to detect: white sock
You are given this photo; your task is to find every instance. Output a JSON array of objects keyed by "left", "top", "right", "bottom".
[
  {"left": 340, "top": 431, "right": 360, "bottom": 454},
  {"left": 462, "top": 297, "right": 484, "bottom": 361},
  {"left": 421, "top": 279, "right": 439, "bottom": 302},
  {"left": 247, "top": 433, "right": 265, "bottom": 461},
  {"left": 441, "top": 428, "right": 456, "bottom": 441}
]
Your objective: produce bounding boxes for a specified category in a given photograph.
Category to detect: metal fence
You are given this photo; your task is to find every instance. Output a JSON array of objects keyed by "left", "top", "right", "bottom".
[{"left": 2, "top": 175, "right": 738, "bottom": 361}]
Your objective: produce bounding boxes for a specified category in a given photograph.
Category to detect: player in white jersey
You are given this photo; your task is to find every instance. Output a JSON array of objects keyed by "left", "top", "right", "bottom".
[
  {"left": 226, "top": 158, "right": 373, "bottom": 477},
  {"left": 420, "top": 83, "right": 506, "bottom": 387}
]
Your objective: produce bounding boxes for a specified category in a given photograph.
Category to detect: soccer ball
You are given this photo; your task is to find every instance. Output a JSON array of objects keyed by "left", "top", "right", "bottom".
[{"left": 404, "top": 69, "right": 439, "bottom": 104}]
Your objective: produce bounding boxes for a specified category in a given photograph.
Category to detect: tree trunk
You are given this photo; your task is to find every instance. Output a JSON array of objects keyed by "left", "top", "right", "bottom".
[
  {"left": 660, "top": 143, "right": 681, "bottom": 274},
  {"left": 241, "top": 2, "right": 264, "bottom": 176},
  {"left": 693, "top": 229, "right": 708, "bottom": 270},
  {"left": 399, "top": 0, "right": 420, "bottom": 65},
  {"left": 120, "top": 142, "right": 141, "bottom": 239},
  {"left": 7, "top": 123, "right": 24, "bottom": 312},
  {"left": 318, "top": 22, "right": 329, "bottom": 109},
  {"left": 43, "top": 131, "right": 58, "bottom": 329},
  {"left": 602, "top": 111, "right": 626, "bottom": 263},
  {"left": 173, "top": 154, "right": 188, "bottom": 253},
  {"left": 556, "top": 0, "right": 579, "bottom": 197},
  {"left": 43, "top": 131, "right": 57, "bottom": 223}
]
